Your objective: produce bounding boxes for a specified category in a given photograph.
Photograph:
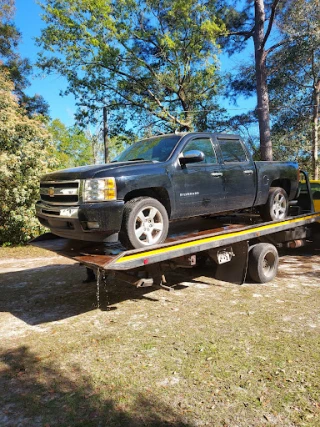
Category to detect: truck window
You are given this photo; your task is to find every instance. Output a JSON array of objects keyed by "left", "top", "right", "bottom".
[
  {"left": 219, "top": 139, "right": 248, "bottom": 163},
  {"left": 182, "top": 138, "right": 217, "bottom": 164}
]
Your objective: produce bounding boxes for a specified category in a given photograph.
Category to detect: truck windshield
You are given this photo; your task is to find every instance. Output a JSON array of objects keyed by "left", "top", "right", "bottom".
[{"left": 114, "top": 135, "right": 181, "bottom": 163}]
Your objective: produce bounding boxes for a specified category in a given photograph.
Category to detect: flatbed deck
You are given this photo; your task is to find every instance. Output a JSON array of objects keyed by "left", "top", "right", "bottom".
[{"left": 31, "top": 211, "right": 320, "bottom": 272}]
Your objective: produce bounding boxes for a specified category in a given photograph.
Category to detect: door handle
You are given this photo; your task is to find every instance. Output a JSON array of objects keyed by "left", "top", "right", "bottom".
[
  {"left": 243, "top": 170, "right": 254, "bottom": 175},
  {"left": 211, "top": 172, "right": 223, "bottom": 177}
]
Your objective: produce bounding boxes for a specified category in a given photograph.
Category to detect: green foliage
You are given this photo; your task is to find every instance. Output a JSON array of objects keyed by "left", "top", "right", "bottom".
[
  {"left": 268, "top": 0, "right": 320, "bottom": 177},
  {"left": 48, "top": 119, "right": 95, "bottom": 169},
  {"left": 38, "top": 0, "right": 227, "bottom": 134},
  {"left": 0, "top": 0, "right": 49, "bottom": 118},
  {"left": 0, "top": 70, "right": 53, "bottom": 245},
  {"left": 223, "top": 0, "right": 319, "bottom": 168}
]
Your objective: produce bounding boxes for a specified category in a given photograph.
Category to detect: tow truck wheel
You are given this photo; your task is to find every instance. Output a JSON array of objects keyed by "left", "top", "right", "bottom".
[
  {"left": 120, "top": 197, "right": 169, "bottom": 249},
  {"left": 260, "top": 187, "right": 289, "bottom": 222},
  {"left": 248, "top": 243, "right": 279, "bottom": 283}
]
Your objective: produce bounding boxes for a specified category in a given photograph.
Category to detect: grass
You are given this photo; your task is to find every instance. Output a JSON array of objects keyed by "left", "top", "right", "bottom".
[{"left": 0, "top": 246, "right": 319, "bottom": 426}]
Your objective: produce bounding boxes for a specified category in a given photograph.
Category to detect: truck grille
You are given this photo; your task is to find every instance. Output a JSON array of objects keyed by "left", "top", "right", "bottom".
[{"left": 40, "top": 181, "right": 80, "bottom": 205}]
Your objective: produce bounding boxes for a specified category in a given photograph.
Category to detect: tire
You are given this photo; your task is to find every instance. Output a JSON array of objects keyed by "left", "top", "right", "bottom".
[
  {"left": 248, "top": 243, "right": 279, "bottom": 283},
  {"left": 260, "top": 187, "right": 289, "bottom": 222},
  {"left": 119, "top": 197, "right": 169, "bottom": 249}
]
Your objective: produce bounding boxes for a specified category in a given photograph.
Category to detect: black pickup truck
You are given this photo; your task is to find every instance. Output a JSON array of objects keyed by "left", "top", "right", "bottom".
[{"left": 36, "top": 132, "right": 299, "bottom": 249}]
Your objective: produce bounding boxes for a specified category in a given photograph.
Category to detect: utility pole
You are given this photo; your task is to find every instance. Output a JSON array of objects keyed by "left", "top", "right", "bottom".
[{"left": 103, "top": 106, "right": 109, "bottom": 163}]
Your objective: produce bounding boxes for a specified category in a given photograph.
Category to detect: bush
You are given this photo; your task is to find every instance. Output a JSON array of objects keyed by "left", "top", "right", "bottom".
[{"left": 0, "top": 70, "right": 54, "bottom": 245}]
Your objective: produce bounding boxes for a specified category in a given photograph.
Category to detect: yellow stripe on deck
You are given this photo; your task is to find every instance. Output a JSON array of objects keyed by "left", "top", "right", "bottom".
[{"left": 115, "top": 213, "right": 320, "bottom": 264}]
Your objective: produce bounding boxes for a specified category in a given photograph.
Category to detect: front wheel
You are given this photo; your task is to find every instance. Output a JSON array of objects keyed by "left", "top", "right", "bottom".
[
  {"left": 260, "top": 187, "right": 289, "bottom": 222},
  {"left": 119, "top": 197, "right": 169, "bottom": 249}
]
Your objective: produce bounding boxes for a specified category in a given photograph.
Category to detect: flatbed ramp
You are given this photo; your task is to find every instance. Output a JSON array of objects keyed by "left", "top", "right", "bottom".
[{"left": 30, "top": 211, "right": 320, "bottom": 285}]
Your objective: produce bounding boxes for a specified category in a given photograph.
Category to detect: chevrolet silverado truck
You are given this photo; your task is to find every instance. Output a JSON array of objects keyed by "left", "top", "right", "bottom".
[{"left": 36, "top": 132, "right": 299, "bottom": 249}]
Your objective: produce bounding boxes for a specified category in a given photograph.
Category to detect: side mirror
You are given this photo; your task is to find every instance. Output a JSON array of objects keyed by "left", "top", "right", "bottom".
[{"left": 179, "top": 150, "right": 205, "bottom": 165}]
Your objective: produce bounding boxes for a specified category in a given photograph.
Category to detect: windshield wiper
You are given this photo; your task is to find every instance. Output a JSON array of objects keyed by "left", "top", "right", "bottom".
[{"left": 128, "top": 158, "right": 145, "bottom": 161}]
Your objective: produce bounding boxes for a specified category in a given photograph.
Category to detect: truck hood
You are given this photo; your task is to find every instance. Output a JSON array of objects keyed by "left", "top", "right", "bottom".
[{"left": 41, "top": 160, "right": 158, "bottom": 181}]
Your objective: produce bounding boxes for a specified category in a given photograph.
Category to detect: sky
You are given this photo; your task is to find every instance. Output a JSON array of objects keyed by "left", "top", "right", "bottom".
[
  {"left": 15, "top": 0, "right": 76, "bottom": 126},
  {"left": 14, "top": 0, "right": 257, "bottom": 130}
]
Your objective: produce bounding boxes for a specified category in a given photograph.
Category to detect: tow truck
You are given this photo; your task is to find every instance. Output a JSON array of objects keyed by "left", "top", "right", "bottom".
[{"left": 30, "top": 172, "right": 320, "bottom": 289}]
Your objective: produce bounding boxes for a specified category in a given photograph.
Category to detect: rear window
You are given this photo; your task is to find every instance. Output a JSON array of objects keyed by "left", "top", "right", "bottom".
[{"left": 218, "top": 139, "right": 248, "bottom": 163}]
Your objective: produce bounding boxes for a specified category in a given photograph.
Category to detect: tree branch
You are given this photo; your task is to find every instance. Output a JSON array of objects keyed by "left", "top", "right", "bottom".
[
  {"left": 287, "top": 75, "right": 313, "bottom": 90},
  {"left": 265, "top": 39, "right": 290, "bottom": 55},
  {"left": 116, "top": 38, "right": 177, "bottom": 94},
  {"left": 261, "top": 0, "right": 281, "bottom": 50},
  {"left": 146, "top": 87, "right": 191, "bottom": 128},
  {"left": 227, "top": 28, "right": 254, "bottom": 40},
  {"left": 98, "top": 78, "right": 191, "bottom": 129}
]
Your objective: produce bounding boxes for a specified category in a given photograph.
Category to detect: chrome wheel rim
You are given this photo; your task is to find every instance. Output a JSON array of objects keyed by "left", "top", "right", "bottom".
[
  {"left": 134, "top": 206, "right": 164, "bottom": 245},
  {"left": 272, "top": 193, "right": 287, "bottom": 219}
]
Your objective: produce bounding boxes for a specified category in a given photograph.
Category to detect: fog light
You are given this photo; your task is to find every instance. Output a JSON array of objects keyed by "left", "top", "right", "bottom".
[{"left": 87, "top": 221, "right": 100, "bottom": 229}]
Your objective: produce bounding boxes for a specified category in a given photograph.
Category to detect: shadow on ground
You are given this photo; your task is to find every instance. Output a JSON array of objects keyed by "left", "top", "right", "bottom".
[
  {"left": 1, "top": 243, "right": 319, "bottom": 326},
  {"left": 0, "top": 345, "right": 191, "bottom": 426},
  {"left": 0, "top": 263, "right": 199, "bottom": 325}
]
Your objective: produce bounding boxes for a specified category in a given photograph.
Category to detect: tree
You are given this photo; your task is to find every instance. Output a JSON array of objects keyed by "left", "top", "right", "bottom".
[
  {"left": 0, "top": 0, "right": 49, "bottom": 117},
  {"left": 267, "top": 0, "right": 319, "bottom": 178},
  {"left": 222, "top": 0, "right": 288, "bottom": 161},
  {"left": 0, "top": 70, "right": 53, "bottom": 245},
  {"left": 0, "top": 0, "right": 17, "bottom": 58},
  {"left": 84, "top": 127, "right": 104, "bottom": 165},
  {"left": 48, "top": 119, "right": 96, "bottom": 169},
  {"left": 37, "top": 0, "right": 226, "bottom": 133}
]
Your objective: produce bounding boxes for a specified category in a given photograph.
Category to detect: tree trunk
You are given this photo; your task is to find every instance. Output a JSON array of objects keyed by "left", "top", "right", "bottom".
[
  {"left": 103, "top": 106, "right": 109, "bottom": 163},
  {"left": 312, "top": 80, "right": 319, "bottom": 180},
  {"left": 254, "top": 0, "right": 273, "bottom": 161}
]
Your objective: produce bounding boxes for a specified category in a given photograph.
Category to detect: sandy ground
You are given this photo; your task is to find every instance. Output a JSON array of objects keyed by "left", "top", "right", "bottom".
[
  {"left": 0, "top": 241, "right": 319, "bottom": 427},
  {"left": 0, "top": 243, "right": 319, "bottom": 341}
]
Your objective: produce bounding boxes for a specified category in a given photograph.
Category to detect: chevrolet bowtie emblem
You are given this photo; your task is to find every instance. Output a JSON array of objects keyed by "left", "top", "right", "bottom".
[{"left": 48, "top": 187, "right": 55, "bottom": 197}]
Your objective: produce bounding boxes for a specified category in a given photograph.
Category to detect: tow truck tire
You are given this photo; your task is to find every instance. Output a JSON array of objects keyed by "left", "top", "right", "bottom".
[
  {"left": 260, "top": 187, "right": 289, "bottom": 222},
  {"left": 248, "top": 243, "right": 279, "bottom": 283},
  {"left": 120, "top": 197, "right": 169, "bottom": 249}
]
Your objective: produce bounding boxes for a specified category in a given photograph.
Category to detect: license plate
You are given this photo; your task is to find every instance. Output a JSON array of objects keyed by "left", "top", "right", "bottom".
[
  {"left": 60, "top": 208, "right": 78, "bottom": 218},
  {"left": 217, "top": 249, "right": 233, "bottom": 264}
]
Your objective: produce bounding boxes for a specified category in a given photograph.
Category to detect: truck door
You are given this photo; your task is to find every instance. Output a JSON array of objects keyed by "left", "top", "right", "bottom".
[
  {"left": 216, "top": 137, "right": 256, "bottom": 210},
  {"left": 172, "top": 136, "right": 226, "bottom": 217}
]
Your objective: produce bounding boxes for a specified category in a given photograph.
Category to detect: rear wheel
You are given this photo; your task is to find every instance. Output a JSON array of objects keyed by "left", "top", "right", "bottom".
[
  {"left": 260, "top": 187, "right": 288, "bottom": 221},
  {"left": 248, "top": 243, "right": 279, "bottom": 283},
  {"left": 120, "top": 197, "right": 169, "bottom": 249}
]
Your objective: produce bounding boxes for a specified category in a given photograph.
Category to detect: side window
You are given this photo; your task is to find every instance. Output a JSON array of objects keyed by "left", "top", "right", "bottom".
[
  {"left": 183, "top": 138, "right": 217, "bottom": 164},
  {"left": 219, "top": 139, "right": 248, "bottom": 163}
]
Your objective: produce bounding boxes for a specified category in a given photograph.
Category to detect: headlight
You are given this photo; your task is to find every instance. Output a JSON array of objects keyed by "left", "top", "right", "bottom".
[{"left": 84, "top": 178, "right": 117, "bottom": 202}]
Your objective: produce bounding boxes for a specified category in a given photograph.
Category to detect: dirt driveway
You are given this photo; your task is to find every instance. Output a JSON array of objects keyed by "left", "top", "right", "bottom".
[{"left": 0, "top": 244, "right": 319, "bottom": 426}]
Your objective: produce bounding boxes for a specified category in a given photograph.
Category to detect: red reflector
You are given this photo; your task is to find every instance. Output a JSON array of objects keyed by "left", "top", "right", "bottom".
[{"left": 143, "top": 259, "right": 149, "bottom": 265}]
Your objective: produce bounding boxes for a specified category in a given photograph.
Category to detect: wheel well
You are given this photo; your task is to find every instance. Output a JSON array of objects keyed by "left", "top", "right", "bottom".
[
  {"left": 270, "top": 179, "right": 291, "bottom": 197},
  {"left": 124, "top": 187, "right": 171, "bottom": 217}
]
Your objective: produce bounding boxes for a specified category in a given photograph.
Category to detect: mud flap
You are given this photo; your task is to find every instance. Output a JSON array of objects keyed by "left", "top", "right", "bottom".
[{"left": 207, "top": 241, "right": 249, "bottom": 285}]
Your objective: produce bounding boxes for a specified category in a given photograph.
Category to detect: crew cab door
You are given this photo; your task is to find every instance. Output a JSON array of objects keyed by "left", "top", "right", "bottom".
[
  {"left": 216, "top": 137, "right": 256, "bottom": 210},
  {"left": 171, "top": 136, "right": 226, "bottom": 217}
]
